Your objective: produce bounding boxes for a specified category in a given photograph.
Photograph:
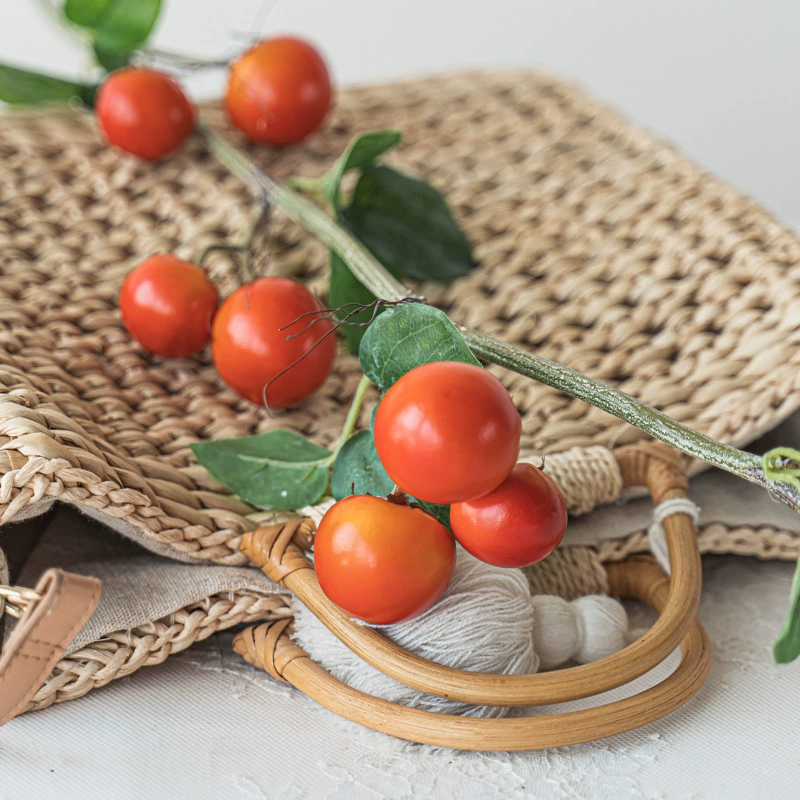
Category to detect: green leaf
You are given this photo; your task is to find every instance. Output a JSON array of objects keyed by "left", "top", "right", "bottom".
[
  {"left": 65, "top": 0, "right": 162, "bottom": 55},
  {"left": 93, "top": 43, "right": 131, "bottom": 72},
  {"left": 359, "top": 303, "right": 480, "bottom": 392},
  {"left": 342, "top": 164, "right": 476, "bottom": 283},
  {"left": 328, "top": 250, "right": 383, "bottom": 355},
  {"left": 0, "top": 63, "right": 96, "bottom": 106},
  {"left": 190, "top": 430, "right": 333, "bottom": 511},
  {"left": 331, "top": 429, "right": 452, "bottom": 529},
  {"left": 64, "top": 0, "right": 109, "bottom": 27},
  {"left": 322, "top": 130, "right": 403, "bottom": 211},
  {"left": 331, "top": 430, "right": 394, "bottom": 500},
  {"left": 774, "top": 557, "right": 800, "bottom": 663}
]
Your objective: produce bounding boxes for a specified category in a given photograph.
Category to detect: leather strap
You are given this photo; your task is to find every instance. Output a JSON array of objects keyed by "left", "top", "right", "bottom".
[{"left": 0, "top": 569, "right": 101, "bottom": 726}]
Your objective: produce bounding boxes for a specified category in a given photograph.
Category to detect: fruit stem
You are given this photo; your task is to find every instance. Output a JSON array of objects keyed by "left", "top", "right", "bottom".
[
  {"left": 193, "top": 199, "right": 267, "bottom": 283},
  {"left": 332, "top": 374, "right": 372, "bottom": 458}
]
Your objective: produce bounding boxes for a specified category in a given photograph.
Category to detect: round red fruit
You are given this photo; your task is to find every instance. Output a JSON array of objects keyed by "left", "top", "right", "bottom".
[
  {"left": 211, "top": 276, "right": 335, "bottom": 409},
  {"left": 373, "top": 361, "right": 521, "bottom": 504},
  {"left": 96, "top": 68, "right": 195, "bottom": 160},
  {"left": 225, "top": 36, "right": 331, "bottom": 146},
  {"left": 450, "top": 463, "right": 568, "bottom": 568},
  {"left": 119, "top": 254, "right": 219, "bottom": 358},
  {"left": 313, "top": 494, "right": 456, "bottom": 624}
]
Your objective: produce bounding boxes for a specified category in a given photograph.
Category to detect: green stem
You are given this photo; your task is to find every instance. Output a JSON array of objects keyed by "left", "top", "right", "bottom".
[
  {"left": 195, "top": 242, "right": 244, "bottom": 265},
  {"left": 458, "top": 326, "right": 758, "bottom": 475},
  {"left": 201, "top": 126, "right": 412, "bottom": 303},
  {"left": 286, "top": 175, "right": 328, "bottom": 205},
  {"left": 197, "top": 124, "right": 797, "bottom": 506},
  {"left": 333, "top": 374, "right": 372, "bottom": 457},
  {"left": 193, "top": 198, "right": 268, "bottom": 282}
]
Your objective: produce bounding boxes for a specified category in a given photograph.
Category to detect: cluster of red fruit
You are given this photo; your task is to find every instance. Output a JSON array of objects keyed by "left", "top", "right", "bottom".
[
  {"left": 314, "top": 361, "right": 568, "bottom": 624},
  {"left": 109, "top": 37, "right": 336, "bottom": 409},
  {"left": 120, "top": 262, "right": 335, "bottom": 409},
  {"left": 96, "top": 36, "right": 331, "bottom": 159}
]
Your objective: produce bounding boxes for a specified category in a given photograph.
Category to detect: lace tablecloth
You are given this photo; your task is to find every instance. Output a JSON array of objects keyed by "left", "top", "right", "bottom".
[{"left": 1, "top": 554, "right": 797, "bottom": 799}]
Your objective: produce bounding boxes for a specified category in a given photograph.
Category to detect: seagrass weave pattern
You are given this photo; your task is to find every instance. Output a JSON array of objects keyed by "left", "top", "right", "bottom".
[
  {"left": 23, "top": 590, "right": 294, "bottom": 713},
  {"left": 2, "top": 72, "right": 800, "bottom": 565}
]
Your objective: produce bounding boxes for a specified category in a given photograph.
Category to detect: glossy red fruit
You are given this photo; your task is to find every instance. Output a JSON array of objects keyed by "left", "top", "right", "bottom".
[
  {"left": 450, "top": 463, "right": 568, "bottom": 568},
  {"left": 225, "top": 36, "right": 331, "bottom": 146},
  {"left": 373, "top": 361, "right": 522, "bottom": 504},
  {"left": 119, "top": 254, "right": 219, "bottom": 358},
  {"left": 96, "top": 68, "right": 195, "bottom": 160},
  {"left": 313, "top": 494, "right": 456, "bottom": 624},
  {"left": 211, "top": 276, "right": 335, "bottom": 409}
]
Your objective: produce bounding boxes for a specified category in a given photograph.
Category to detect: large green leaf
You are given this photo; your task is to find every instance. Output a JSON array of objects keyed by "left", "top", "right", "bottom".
[
  {"left": 190, "top": 430, "right": 332, "bottom": 511},
  {"left": 359, "top": 303, "right": 480, "bottom": 392},
  {"left": 322, "top": 130, "right": 403, "bottom": 211},
  {"left": 331, "top": 430, "right": 394, "bottom": 500},
  {"left": 774, "top": 558, "right": 800, "bottom": 663},
  {"left": 343, "top": 165, "right": 476, "bottom": 283},
  {"left": 64, "top": 0, "right": 109, "bottom": 26},
  {"left": 0, "top": 63, "right": 96, "bottom": 106},
  {"left": 64, "top": 0, "right": 161, "bottom": 55}
]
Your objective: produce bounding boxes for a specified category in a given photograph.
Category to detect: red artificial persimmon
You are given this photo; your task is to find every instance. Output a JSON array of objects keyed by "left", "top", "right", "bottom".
[
  {"left": 373, "top": 361, "right": 522, "bottom": 504},
  {"left": 450, "top": 463, "right": 568, "bottom": 568},
  {"left": 225, "top": 36, "right": 332, "bottom": 146},
  {"left": 313, "top": 494, "right": 456, "bottom": 624},
  {"left": 211, "top": 276, "right": 335, "bottom": 409},
  {"left": 95, "top": 68, "right": 195, "bottom": 160},
  {"left": 119, "top": 254, "right": 219, "bottom": 358}
]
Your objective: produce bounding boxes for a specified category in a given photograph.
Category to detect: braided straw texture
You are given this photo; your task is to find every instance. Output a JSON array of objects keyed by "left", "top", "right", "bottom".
[
  {"left": 22, "top": 590, "right": 294, "bottom": 713},
  {"left": 1, "top": 72, "right": 800, "bottom": 568}
]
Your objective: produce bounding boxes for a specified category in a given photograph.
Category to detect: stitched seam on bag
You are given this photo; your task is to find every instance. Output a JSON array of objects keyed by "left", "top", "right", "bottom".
[
  {"left": 24, "top": 638, "right": 60, "bottom": 648},
  {"left": 2, "top": 579, "right": 101, "bottom": 722}
]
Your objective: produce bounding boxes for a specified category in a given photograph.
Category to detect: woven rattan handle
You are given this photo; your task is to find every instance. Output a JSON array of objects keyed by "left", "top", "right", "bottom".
[
  {"left": 241, "top": 441, "right": 703, "bottom": 707},
  {"left": 234, "top": 556, "right": 710, "bottom": 750}
]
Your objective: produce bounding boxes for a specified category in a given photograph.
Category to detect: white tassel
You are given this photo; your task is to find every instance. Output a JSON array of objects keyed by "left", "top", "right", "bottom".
[
  {"left": 531, "top": 594, "right": 628, "bottom": 669},
  {"left": 295, "top": 548, "right": 537, "bottom": 717},
  {"left": 294, "top": 548, "right": 632, "bottom": 716}
]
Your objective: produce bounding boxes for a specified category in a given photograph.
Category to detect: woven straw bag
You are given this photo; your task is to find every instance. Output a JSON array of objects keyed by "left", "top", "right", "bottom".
[{"left": 1, "top": 72, "right": 799, "bottom": 739}]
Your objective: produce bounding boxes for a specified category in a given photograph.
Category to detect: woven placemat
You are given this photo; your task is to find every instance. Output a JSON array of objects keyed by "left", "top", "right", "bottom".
[{"left": 2, "top": 71, "right": 800, "bottom": 565}]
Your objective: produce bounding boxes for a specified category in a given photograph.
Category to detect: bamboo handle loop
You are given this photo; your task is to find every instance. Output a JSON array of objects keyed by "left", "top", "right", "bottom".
[
  {"left": 241, "top": 442, "right": 704, "bottom": 708},
  {"left": 233, "top": 556, "right": 711, "bottom": 750}
]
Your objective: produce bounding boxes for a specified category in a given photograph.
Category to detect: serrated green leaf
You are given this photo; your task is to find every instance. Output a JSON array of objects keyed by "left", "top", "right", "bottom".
[
  {"left": 774, "top": 557, "right": 800, "bottom": 663},
  {"left": 66, "top": 0, "right": 161, "bottom": 56},
  {"left": 0, "top": 63, "right": 97, "bottom": 106},
  {"left": 322, "top": 130, "right": 402, "bottom": 211},
  {"left": 331, "top": 430, "right": 394, "bottom": 500},
  {"left": 64, "top": 0, "right": 110, "bottom": 27},
  {"left": 191, "top": 430, "right": 333, "bottom": 510},
  {"left": 359, "top": 303, "right": 480, "bottom": 392},
  {"left": 343, "top": 164, "right": 476, "bottom": 283},
  {"left": 328, "top": 250, "right": 383, "bottom": 355}
]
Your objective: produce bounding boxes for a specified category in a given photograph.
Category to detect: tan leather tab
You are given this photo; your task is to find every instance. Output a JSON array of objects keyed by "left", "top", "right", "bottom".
[{"left": 0, "top": 569, "right": 101, "bottom": 725}]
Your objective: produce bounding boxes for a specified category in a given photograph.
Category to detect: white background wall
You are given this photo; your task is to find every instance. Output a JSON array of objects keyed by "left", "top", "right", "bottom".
[{"left": 3, "top": 0, "right": 800, "bottom": 229}]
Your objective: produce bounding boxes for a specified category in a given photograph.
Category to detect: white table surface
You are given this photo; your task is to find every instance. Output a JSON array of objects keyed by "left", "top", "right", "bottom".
[
  {"left": 3, "top": 2, "right": 800, "bottom": 797},
  {"left": 2, "top": 555, "right": 797, "bottom": 799}
]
